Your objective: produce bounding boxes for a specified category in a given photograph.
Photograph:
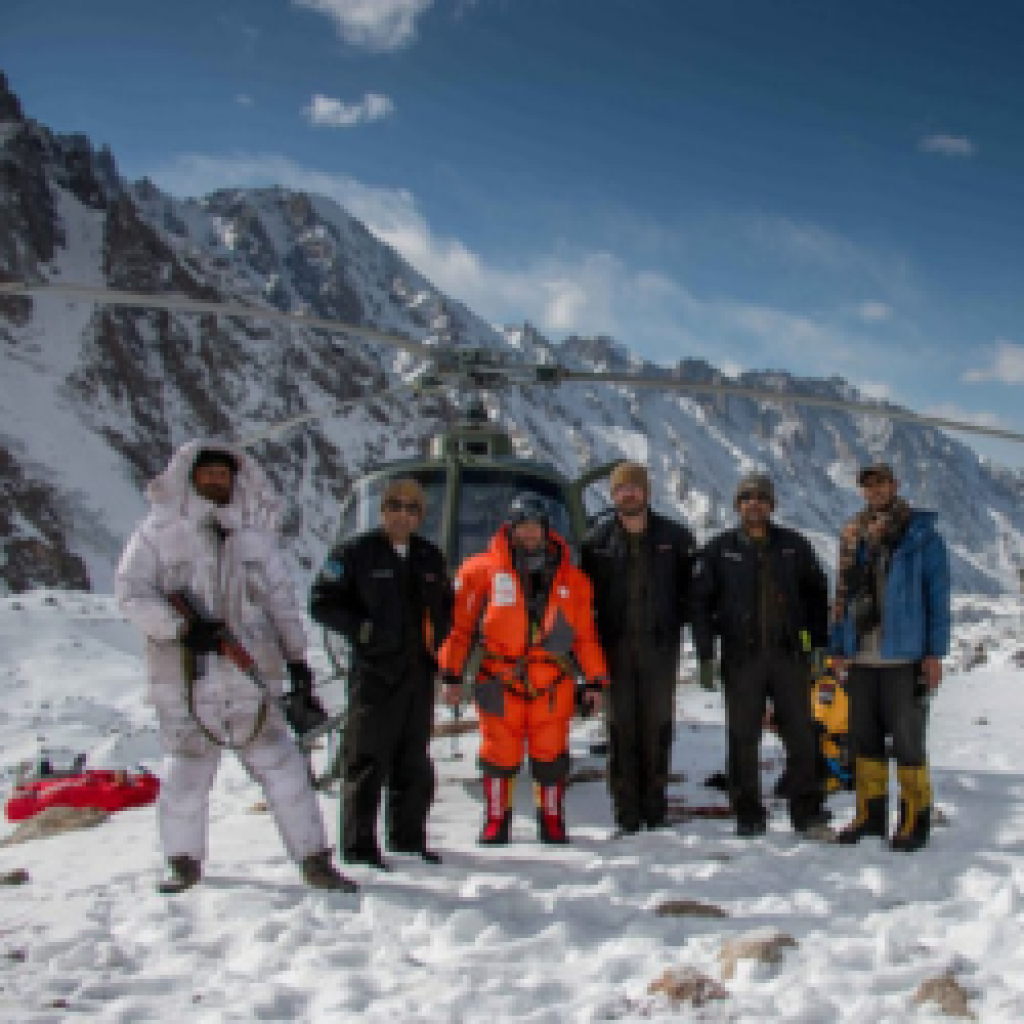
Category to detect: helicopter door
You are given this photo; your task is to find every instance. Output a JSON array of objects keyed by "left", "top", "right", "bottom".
[
  {"left": 454, "top": 468, "right": 574, "bottom": 564},
  {"left": 570, "top": 460, "right": 620, "bottom": 527}
]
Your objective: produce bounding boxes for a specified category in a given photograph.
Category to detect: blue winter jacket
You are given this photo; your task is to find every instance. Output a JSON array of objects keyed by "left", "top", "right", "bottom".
[{"left": 830, "top": 508, "right": 951, "bottom": 660}]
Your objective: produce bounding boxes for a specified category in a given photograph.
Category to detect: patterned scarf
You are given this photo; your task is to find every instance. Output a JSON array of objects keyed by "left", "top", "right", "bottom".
[{"left": 832, "top": 497, "right": 912, "bottom": 624}]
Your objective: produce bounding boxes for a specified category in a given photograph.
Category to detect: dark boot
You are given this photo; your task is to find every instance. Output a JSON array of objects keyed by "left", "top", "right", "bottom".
[
  {"left": 535, "top": 780, "right": 568, "bottom": 845},
  {"left": 890, "top": 765, "right": 932, "bottom": 853},
  {"left": 837, "top": 758, "right": 889, "bottom": 845},
  {"left": 343, "top": 847, "right": 390, "bottom": 871},
  {"left": 301, "top": 851, "right": 359, "bottom": 892},
  {"left": 735, "top": 816, "right": 768, "bottom": 838},
  {"left": 479, "top": 775, "right": 513, "bottom": 846},
  {"left": 157, "top": 855, "right": 201, "bottom": 895}
]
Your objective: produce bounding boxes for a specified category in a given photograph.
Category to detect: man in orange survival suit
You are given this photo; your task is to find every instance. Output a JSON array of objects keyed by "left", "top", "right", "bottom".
[{"left": 439, "top": 494, "right": 609, "bottom": 845}]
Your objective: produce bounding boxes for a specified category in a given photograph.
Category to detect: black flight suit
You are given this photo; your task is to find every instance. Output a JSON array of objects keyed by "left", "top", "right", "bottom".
[
  {"left": 690, "top": 523, "right": 828, "bottom": 830},
  {"left": 582, "top": 511, "right": 695, "bottom": 831},
  {"left": 310, "top": 529, "right": 452, "bottom": 861}
]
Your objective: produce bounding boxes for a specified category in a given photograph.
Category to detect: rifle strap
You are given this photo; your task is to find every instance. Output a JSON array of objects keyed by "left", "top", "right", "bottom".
[{"left": 182, "top": 648, "right": 268, "bottom": 750}]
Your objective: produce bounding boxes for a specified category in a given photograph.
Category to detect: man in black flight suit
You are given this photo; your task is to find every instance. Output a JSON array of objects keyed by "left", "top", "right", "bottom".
[
  {"left": 690, "top": 472, "right": 832, "bottom": 840},
  {"left": 310, "top": 478, "right": 453, "bottom": 869},
  {"left": 581, "top": 461, "right": 696, "bottom": 835}
]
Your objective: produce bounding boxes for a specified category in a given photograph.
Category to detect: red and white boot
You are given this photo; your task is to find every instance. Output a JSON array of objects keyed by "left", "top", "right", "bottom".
[
  {"left": 479, "top": 775, "right": 513, "bottom": 845},
  {"left": 535, "top": 780, "right": 568, "bottom": 845}
]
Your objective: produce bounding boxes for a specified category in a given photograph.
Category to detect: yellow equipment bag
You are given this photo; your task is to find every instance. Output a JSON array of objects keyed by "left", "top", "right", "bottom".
[{"left": 811, "top": 666, "right": 853, "bottom": 792}]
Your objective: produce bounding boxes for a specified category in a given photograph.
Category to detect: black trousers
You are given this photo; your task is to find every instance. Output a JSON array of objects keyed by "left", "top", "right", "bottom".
[
  {"left": 606, "top": 640, "right": 677, "bottom": 830},
  {"left": 342, "top": 663, "right": 436, "bottom": 857},
  {"left": 723, "top": 651, "right": 821, "bottom": 828},
  {"left": 847, "top": 663, "right": 927, "bottom": 767}
]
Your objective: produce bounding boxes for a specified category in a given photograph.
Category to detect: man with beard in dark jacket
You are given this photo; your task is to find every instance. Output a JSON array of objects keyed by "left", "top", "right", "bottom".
[
  {"left": 691, "top": 472, "right": 832, "bottom": 839},
  {"left": 310, "top": 478, "right": 452, "bottom": 870},
  {"left": 581, "top": 462, "right": 696, "bottom": 835}
]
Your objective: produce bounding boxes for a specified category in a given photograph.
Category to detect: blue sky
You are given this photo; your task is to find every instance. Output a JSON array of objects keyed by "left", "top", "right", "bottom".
[{"left": 4, "top": 0, "right": 1024, "bottom": 464}]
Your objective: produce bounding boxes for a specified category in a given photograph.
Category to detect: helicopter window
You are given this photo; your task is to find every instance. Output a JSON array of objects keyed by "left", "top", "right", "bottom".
[
  {"left": 456, "top": 469, "right": 572, "bottom": 564},
  {"left": 353, "top": 470, "right": 446, "bottom": 548},
  {"left": 334, "top": 494, "right": 359, "bottom": 546}
]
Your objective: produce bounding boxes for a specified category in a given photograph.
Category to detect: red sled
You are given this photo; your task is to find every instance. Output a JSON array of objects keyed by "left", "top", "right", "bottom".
[{"left": 5, "top": 769, "right": 160, "bottom": 822}]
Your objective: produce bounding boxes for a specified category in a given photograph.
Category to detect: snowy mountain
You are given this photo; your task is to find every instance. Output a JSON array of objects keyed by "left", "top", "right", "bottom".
[{"left": 2, "top": 72, "right": 1023, "bottom": 595}]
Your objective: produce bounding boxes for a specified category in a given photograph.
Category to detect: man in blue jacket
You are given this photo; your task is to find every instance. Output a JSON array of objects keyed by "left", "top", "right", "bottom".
[{"left": 831, "top": 463, "right": 950, "bottom": 852}]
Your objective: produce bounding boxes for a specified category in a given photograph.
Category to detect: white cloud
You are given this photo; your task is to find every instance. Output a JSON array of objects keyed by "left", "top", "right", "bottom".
[
  {"left": 145, "top": 152, "right": 924, "bottom": 385},
  {"left": 963, "top": 341, "right": 1024, "bottom": 384},
  {"left": 857, "top": 301, "right": 891, "bottom": 323},
  {"left": 925, "top": 403, "right": 1003, "bottom": 430},
  {"left": 744, "top": 215, "right": 917, "bottom": 303},
  {"left": 292, "top": 0, "right": 433, "bottom": 51},
  {"left": 919, "top": 134, "right": 977, "bottom": 158},
  {"left": 235, "top": 94, "right": 254, "bottom": 107},
  {"left": 857, "top": 381, "right": 894, "bottom": 402},
  {"left": 303, "top": 93, "right": 395, "bottom": 128}
]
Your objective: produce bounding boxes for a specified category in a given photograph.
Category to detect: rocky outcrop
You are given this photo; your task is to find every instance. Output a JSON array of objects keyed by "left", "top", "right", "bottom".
[{"left": 0, "top": 444, "right": 90, "bottom": 593}]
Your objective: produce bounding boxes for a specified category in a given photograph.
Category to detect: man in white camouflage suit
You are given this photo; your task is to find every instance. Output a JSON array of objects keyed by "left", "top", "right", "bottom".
[{"left": 116, "top": 439, "right": 356, "bottom": 895}]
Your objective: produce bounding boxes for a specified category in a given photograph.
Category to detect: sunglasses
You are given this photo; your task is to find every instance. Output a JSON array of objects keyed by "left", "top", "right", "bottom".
[
  {"left": 384, "top": 499, "right": 422, "bottom": 515},
  {"left": 737, "top": 491, "right": 772, "bottom": 504}
]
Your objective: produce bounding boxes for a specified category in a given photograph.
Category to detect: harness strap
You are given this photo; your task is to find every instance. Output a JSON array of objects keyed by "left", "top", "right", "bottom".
[
  {"left": 481, "top": 650, "right": 575, "bottom": 702},
  {"left": 182, "top": 648, "right": 268, "bottom": 750}
]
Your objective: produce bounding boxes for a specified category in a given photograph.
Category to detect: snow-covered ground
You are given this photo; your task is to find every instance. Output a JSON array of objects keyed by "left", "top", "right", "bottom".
[{"left": 3, "top": 590, "right": 1024, "bottom": 1021}]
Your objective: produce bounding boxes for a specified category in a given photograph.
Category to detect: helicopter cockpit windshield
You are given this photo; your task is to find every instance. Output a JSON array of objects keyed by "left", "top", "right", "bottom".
[
  {"left": 333, "top": 466, "right": 575, "bottom": 565},
  {"left": 454, "top": 468, "right": 572, "bottom": 564}
]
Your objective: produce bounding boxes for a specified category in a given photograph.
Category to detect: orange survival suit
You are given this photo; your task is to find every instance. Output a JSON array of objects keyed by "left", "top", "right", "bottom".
[{"left": 438, "top": 524, "right": 608, "bottom": 844}]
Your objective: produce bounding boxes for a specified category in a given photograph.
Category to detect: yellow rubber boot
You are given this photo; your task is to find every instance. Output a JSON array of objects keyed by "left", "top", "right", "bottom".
[
  {"left": 837, "top": 758, "right": 889, "bottom": 845},
  {"left": 891, "top": 765, "right": 932, "bottom": 853}
]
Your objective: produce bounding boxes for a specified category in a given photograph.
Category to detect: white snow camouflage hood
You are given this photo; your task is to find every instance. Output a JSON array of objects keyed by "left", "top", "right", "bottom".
[{"left": 145, "top": 439, "right": 282, "bottom": 534}]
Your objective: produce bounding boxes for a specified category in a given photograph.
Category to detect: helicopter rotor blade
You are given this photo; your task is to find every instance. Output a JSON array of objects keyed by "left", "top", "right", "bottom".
[
  {"left": 551, "top": 368, "right": 1024, "bottom": 445},
  {"left": 0, "top": 280, "right": 436, "bottom": 358},
  {"left": 237, "top": 380, "right": 450, "bottom": 447},
  {"left": 3, "top": 280, "right": 1017, "bottom": 445}
]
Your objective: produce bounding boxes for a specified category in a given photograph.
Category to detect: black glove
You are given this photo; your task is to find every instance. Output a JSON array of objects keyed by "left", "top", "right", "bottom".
[
  {"left": 283, "top": 662, "right": 328, "bottom": 736},
  {"left": 180, "top": 617, "right": 226, "bottom": 655},
  {"left": 287, "top": 660, "right": 315, "bottom": 695},
  {"left": 698, "top": 661, "right": 718, "bottom": 692},
  {"left": 809, "top": 648, "right": 829, "bottom": 678}
]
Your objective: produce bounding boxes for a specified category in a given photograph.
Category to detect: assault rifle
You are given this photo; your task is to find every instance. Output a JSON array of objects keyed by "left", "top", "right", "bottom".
[{"left": 168, "top": 590, "right": 340, "bottom": 747}]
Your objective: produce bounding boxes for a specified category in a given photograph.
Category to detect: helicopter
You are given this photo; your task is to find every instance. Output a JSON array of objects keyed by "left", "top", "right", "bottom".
[
  {"left": 5, "top": 279, "right": 1024, "bottom": 557},
  {"left": 4, "top": 278, "right": 1022, "bottom": 787}
]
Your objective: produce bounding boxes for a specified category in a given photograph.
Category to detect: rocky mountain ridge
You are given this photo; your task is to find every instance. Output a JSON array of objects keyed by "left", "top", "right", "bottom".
[{"left": 2, "top": 73, "right": 1022, "bottom": 595}]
